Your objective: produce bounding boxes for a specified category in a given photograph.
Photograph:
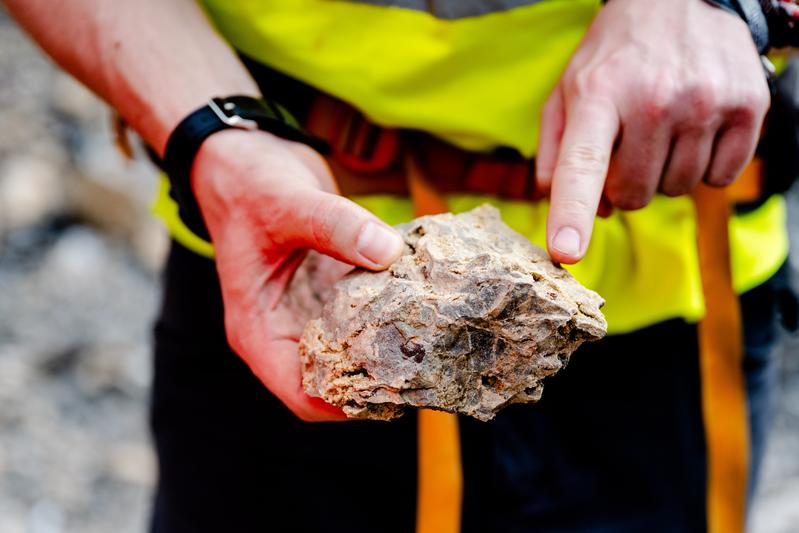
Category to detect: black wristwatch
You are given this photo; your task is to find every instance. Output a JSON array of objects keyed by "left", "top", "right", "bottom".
[{"left": 162, "top": 95, "right": 329, "bottom": 241}]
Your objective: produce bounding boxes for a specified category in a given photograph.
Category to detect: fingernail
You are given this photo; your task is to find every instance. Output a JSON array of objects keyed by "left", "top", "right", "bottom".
[
  {"left": 357, "top": 222, "right": 404, "bottom": 267},
  {"left": 552, "top": 227, "right": 581, "bottom": 257}
]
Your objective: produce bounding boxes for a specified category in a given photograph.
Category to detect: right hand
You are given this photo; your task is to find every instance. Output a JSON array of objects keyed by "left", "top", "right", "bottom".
[
  {"left": 535, "top": 0, "right": 770, "bottom": 264},
  {"left": 192, "top": 129, "right": 405, "bottom": 421}
]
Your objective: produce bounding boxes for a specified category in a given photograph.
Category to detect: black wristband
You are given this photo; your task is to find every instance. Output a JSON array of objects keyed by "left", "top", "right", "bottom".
[{"left": 162, "top": 95, "right": 329, "bottom": 241}]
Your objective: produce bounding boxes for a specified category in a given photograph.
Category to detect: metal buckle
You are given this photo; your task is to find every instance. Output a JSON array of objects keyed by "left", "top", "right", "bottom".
[{"left": 208, "top": 98, "right": 258, "bottom": 131}]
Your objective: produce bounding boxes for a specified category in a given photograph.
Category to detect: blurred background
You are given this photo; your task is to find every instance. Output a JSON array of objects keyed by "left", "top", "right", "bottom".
[
  {"left": 0, "top": 6, "right": 798, "bottom": 533},
  {"left": 0, "top": 7, "right": 164, "bottom": 533}
]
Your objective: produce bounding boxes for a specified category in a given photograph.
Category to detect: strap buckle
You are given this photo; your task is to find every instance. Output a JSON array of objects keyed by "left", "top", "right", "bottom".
[{"left": 208, "top": 97, "right": 259, "bottom": 131}]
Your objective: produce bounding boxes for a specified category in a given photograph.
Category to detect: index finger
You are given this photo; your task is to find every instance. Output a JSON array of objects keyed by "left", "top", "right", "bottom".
[{"left": 547, "top": 96, "right": 619, "bottom": 264}]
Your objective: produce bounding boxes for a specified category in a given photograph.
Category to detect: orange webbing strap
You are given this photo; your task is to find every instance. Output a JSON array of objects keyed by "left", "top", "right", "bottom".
[
  {"left": 416, "top": 410, "right": 463, "bottom": 533},
  {"left": 406, "top": 152, "right": 463, "bottom": 533},
  {"left": 694, "top": 183, "right": 749, "bottom": 533},
  {"left": 726, "top": 157, "right": 763, "bottom": 204}
]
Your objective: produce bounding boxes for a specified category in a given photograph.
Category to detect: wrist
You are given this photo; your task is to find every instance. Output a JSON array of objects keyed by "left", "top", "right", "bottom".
[
  {"left": 192, "top": 129, "right": 282, "bottom": 212},
  {"left": 197, "top": 127, "right": 280, "bottom": 164},
  {"left": 98, "top": 23, "right": 261, "bottom": 157},
  {"left": 162, "top": 95, "right": 327, "bottom": 240}
]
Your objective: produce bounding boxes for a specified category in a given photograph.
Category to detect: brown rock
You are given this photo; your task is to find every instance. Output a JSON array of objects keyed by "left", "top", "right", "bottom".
[{"left": 299, "top": 205, "right": 606, "bottom": 421}]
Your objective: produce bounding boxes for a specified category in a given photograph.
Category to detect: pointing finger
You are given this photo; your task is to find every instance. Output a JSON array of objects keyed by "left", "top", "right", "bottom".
[{"left": 547, "top": 97, "right": 619, "bottom": 264}]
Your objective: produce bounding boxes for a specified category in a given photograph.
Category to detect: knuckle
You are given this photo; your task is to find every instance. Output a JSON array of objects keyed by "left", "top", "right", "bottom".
[
  {"left": 635, "top": 76, "right": 676, "bottom": 124},
  {"left": 729, "top": 103, "right": 759, "bottom": 128},
  {"left": 640, "top": 92, "right": 670, "bottom": 124},
  {"left": 568, "top": 68, "right": 613, "bottom": 98},
  {"left": 731, "top": 94, "right": 769, "bottom": 127},
  {"left": 558, "top": 144, "right": 609, "bottom": 177},
  {"left": 728, "top": 85, "right": 770, "bottom": 127},
  {"left": 556, "top": 197, "right": 594, "bottom": 219},
  {"left": 308, "top": 195, "right": 346, "bottom": 246},
  {"left": 686, "top": 85, "right": 719, "bottom": 123}
]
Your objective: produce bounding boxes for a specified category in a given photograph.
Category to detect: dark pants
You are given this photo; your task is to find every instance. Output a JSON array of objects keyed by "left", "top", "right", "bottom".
[{"left": 150, "top": 241, "right": 788, "bottom": 533}]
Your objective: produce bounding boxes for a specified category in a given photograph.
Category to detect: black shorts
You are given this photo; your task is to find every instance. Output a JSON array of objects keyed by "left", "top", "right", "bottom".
[{"left": 149, "top": 241, "right": 789, "bottom": 533}]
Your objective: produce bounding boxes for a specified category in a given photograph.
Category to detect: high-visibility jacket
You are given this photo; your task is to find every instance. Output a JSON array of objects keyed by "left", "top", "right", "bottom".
[{"left": 156, "top": 0, "right": 789, "bottom": 335}]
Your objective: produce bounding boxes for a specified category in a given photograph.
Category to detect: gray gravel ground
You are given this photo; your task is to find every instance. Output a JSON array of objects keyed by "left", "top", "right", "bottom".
[
  {"left": 0, "top": 8, "right": 161, "bottom": 533},
  {"left": 0, "top": 7, "right": 797, "bottom": 533},
  {"left": 750, "top": 189, "right": 799, "bottom": 533}
]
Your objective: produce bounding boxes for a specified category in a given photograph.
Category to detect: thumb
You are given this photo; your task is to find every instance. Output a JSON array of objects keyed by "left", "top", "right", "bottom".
[{"left": 284, "top": 188, "right": 405, "bottom": 270}]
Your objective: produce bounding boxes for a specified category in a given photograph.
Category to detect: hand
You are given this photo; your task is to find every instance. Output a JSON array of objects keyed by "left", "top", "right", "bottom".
[
  {"left": 536, "top": 0, "right": 771, "bottom": 264},
  {"left": 192, "top": 130, "right": 405, "bottom": 421}
]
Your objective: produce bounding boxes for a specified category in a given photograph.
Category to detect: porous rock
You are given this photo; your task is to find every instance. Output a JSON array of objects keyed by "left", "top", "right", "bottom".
[{"left": 299, "top": 205, "right": 606, "bottom": 421}]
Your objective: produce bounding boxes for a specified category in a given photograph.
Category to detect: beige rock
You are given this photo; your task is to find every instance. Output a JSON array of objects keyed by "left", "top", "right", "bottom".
[{"left": 299, "top": 205, "right": 606, "bottom": 421}]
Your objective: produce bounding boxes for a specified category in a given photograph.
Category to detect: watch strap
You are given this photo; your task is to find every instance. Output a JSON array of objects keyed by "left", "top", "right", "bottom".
[
  {"left": 163, "top": 104, "right": 229, "bottom": 240},
  {"left": 163, "top": 95, "right": 329, "bottom": 241}
]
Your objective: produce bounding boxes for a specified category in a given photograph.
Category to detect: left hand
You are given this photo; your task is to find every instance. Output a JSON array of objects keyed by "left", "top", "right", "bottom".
[
  {"left": 536, "top": 0, "right": 771, "bottom": 264},
  {"left": 192, "top": 130, "right": 405, "bottom": 421}
]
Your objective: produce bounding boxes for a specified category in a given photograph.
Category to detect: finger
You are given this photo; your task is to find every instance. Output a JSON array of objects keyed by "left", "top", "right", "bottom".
[
  {"left": 298, "top": 253, "right": 356, "bottom": 303},
  {"left": 604, "top": 115, "right": 672, "bottom": 210},
  {"left": 705, "top": 124, "right": 759, "bottom": 187},
  {"left": 213, "top": 234, "right": 347, "bottom": 422},
  {"left": 597, "top": 194, "right": 614, "bottom": 218},
  {"left": 276, "top": 253, "right": 357, "bottom": 337},
  {"left": 660, "top": 129, "right": 714, "bottom": 196},
  {"left": 280, "top": 190, "right": 405, "bottom": 271},
  {"left": 536, "top": 86, "right": 565, "bottom": 196},
  {"left": 251, "top": 338, "right": 348, "bottom": 422},
  {"left": 547, "top": 97, "right": 619, "bottom": 264}
]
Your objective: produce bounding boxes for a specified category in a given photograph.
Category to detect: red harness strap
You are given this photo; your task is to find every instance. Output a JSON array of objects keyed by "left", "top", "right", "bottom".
[{"left": 303, "top": 93, "right": 538, "bottom": 201}]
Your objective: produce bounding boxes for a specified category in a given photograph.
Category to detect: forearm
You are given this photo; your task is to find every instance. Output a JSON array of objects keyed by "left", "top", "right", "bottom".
[{"left": 4, "top": 0, "right": 258, "bottom": 156}]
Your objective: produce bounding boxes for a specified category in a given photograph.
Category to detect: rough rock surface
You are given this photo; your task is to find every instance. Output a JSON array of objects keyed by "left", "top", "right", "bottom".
[{"left": 299, "top": 205, "right": 607, "bottom": 421}]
